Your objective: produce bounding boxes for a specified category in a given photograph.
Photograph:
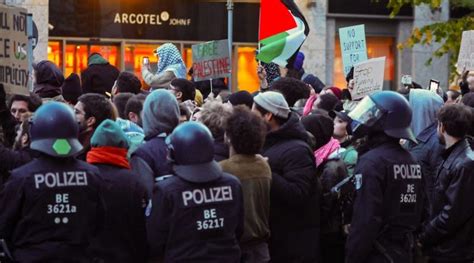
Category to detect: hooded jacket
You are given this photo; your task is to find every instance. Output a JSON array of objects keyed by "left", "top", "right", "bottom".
[
  {"left": 86, "top": 120, "right": 147, "bottom": 262},
  {"left": 81, "top": 54, "right": 120, "bottom": 95},
  {"left": 262, "top": 113, "right": 321, "bottom": 262},
  {"left": 131, "top": 90, "right": 179, "bottom": 197},
  {"left": 409, "top": 89, "right": 443, "bottom": 138},
  {"left": 33, "top": 60, "right": 64, "bottom": 98},
  {"left": 142, "top": 43, "right": 186, "bottom": 89}
]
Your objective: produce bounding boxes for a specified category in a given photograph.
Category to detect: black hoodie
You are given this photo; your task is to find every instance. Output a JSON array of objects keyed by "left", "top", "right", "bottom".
[{"left": 33, "top": 60, "right": 64, "bottom": 98}]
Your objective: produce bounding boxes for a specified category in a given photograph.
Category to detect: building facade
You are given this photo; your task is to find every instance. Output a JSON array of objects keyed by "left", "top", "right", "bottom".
[{"left": 4, "top": 0, "right": 453, "bottom": 92}]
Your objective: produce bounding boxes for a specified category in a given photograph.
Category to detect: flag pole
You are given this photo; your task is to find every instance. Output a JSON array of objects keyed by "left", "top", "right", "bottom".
[{"left": 227, "top": 0, "right": 233, "bottom": 91}]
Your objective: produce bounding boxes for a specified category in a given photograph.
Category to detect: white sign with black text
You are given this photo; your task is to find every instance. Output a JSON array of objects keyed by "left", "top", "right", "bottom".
[{"left": 352, "top": 57, "right": 386, "bottom": 100}]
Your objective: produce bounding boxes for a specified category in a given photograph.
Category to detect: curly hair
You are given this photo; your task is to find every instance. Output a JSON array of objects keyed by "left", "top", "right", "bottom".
[
  {"left": 225, "top": 106, "right": 266, "bottom": 155},
  {"left": 198, "top": 101, "right": 232, "bottom": 138},
  {"left": 270, "top": 77, "right": 310, "bottom": 107}
]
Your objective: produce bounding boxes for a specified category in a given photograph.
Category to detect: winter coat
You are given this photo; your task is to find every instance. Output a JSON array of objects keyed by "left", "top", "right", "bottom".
[
  {"left": 262, "top": 113, "right": 321, "bottom": 262},
  {"left": 214, "top": 135, "right": 229, "bottom": 162},
  {"left": 220, "top": 154, "right": 272, "bottom": 246},
  {"left": 81, "top": 54, "right": 120, "bottom": 95},
  {"left": 419, "top": 139, "right": 474, "bottom": 261},
  {"left": 0, "top": 144, "right": 34, "bottom": 187},
  {"left": 345, "top": 136, "right": 423, "bottom": 263},
  {"left": 88, "top": 164, "right": 147, "bottom": 263}
]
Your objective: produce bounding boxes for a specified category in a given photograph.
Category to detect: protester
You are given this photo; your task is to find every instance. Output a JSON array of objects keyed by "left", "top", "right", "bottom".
[
  {"left": 0, "top": 102, "right": 104, "bottom": 262},
  {"left": 112, "top": 71, "right": 142, "bottom": 95},
  {"left": 342, "top": 67, "right": 360, "bottom": 111},
  {"left": 113, "top": 93, "right": 134, "bottom": 119},
  {"left": 461, "top": 92, "right": 474, "bottom": 137},
  {"left": 292, "top": 52, "right": 325, "bottom": 93},
  {"left": 408, "top": 90, "right": 444, "bottom": 214},
  {"left": 321, "top": 86, "right": 343, "bottom": 100},
  {"left": 198, "top": 101, "right": 232, "bottom": 162},
  {"left": 130, "top": 89, "right": 179, "bottom": 197},
  {"left": 445, "top": 89, "right": 461, "bottom": 105},
  {"left": 216, "top": 90, "right": 232, "bottom": 103},
  {"left": 178, "top": 103, "right": 191, "bottom": 123},
  {"left": 329, "top": 110, "right": 358, "bottom": 176},
  {"left": 313, "top": 93, "right": 340, "bottom": 115},
  {"left": 142, "top": 43, "right": 186, "bottom": 89},
  {"left": 86, "top": 120, "right": 147, "bottom": 262},
  {"left": 74, "top": 93, "right": 114, "bottom": 160},
  {"left": 113, "top": 93, "right": 145, "bottom": 157},
  {"left": 270, "top": 77, "right": 310, "bottom": 107},
  {"left": 61, "top": 73, "right": 82, "bottom": 106},
  {"left": 32, "top": 60, "right": 65, "bottom": 101},
  {"left": 81, "top": 53, "right": 120, "bottom": 95},
  {"left": 302, "top": 113, "right": 349, "bottom": 263},
  {"left": 220, "top": 106, "right": 271, "bottom": 262},
  {"left": 228, "top": 90, "right": 254, "bottom": 109},
  {"left": 418, "top": 104, "right": 474, "bottom": 262},
  {"left": 167, "top": 78, "right": 196, "bottom": 113},
  {"left": 252, "top": 91, "right": 321, "bottom": 262},
  {"left": 459, "top": 69, "right": 474, "bottom": 95},
  {"left": 147, "top": 122, "right": 243, "bottom": 262},
  {"left": 345, "top": 91, "right": 423, "bottom": 263},
  {"left": 125, "top": 94, "right": 146, "bottom": 127},
  {"left": 8, "top": 93, "right": 42, "bottom": 125}
]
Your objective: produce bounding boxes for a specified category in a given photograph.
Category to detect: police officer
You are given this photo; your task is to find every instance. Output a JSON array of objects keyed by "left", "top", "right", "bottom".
[
  {"left": 0, "top": 102, "right": 104, "bottom": 262},
  {"left": 147, "top": 122, "right": 244, "bottom": 262},
  {"left": 345, "top": 91, "right": 423, "bottom": 263}
]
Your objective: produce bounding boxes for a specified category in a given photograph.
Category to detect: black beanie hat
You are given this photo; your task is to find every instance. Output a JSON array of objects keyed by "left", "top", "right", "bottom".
[
  {"left": 61, "top": 73, "right": 82, "bottom": 104},
  {"left": 301, "top": 114, "right": 334, "bottom": 150},
  {"left": 228, "top": 90, "right": 254, "bottom": 109}
]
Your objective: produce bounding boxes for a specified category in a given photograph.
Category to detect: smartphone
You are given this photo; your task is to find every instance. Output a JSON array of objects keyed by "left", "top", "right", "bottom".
[
  {"left": 143, "top": 56, "right": 149, "bottom": 65},
  {"left": 429, "top": 79, "right": 440, "bottom": 93},
  {"left": 401, "top": 75, "right": 412, "bottom": 86}
]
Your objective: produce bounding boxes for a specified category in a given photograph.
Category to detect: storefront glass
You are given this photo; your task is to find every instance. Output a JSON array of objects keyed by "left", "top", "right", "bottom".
[
  {"left": 333, "top": 36, "right": 395, "bottom": 90},
  {"left": 63, "top": 43, "right": 120, "bottom": 77},
  {"left": 47, "top": 41, "right": 62, "bottom": 70},
  {"left": 237, "top": 47, "right": 259, "bottom": 93}
]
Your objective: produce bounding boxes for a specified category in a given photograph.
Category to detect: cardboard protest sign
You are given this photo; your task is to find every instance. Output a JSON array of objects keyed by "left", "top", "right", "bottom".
[
  {"left": 0, "top": 4, "right": 29, "bottom": 95},
  {"left": 457, "top": 30, "right": 474, "bottom": 71},
  {"left": 352, "top": 57, "right": 386, "bottom": 100},
  {"left": 192, "top": 39, "right": 230, "bottom": 81},
  {"left": 339, "top": 24, "right": 368, "bottom": 76}
]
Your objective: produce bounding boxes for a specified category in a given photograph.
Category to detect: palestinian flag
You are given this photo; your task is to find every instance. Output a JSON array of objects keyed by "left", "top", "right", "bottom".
[{"left": 257, "top": 0, "right": 310, "bottom": 67}]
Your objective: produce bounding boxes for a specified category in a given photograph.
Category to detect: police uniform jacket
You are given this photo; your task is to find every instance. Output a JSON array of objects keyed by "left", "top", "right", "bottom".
[
  {"left": 346, "top": 136, "right": 423, "bottom": 263},
  {"left": 146, "top": 167, "right": 244, "bottom": 262},
  {"left": 0, "top": 156, "right": 104, "bottom": 262},
  {"left": 419, "top": 139, "right": 474, "bottom": 261}
]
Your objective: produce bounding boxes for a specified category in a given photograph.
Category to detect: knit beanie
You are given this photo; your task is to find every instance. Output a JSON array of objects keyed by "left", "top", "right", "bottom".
[
  {"left": 61, "top": 73, "right": 82, "bottom": 104},
  {"left": 253, "top": 91, "right": 290, "bottom": 118},
  {"left": 301, "top": 114, "right": 334, "bottom": 150},
  {"left": 91, "top": 119, "right": 130, "bottom": 149},
  {"left": 228, "top": 90, "right": 254, "bottom": 109}
]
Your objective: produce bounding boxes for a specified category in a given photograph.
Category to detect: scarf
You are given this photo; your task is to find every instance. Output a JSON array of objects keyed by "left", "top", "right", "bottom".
[
  {"left": 314, "top": 137, "right": 340, "bottom": 167},
  {"left": 87, "top": 146, "right": 130, "bottom": 169},
  {"left": 156, "top": 43, "right": 187, "bottom": 78},
  {"left": 303, "top": 94, "right": 317, "bottom": 116}
]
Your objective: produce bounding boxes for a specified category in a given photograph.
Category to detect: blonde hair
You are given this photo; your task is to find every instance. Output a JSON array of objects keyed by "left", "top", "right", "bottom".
[{"left": 198, "top": 101, "right": 232, "bottom": 138}]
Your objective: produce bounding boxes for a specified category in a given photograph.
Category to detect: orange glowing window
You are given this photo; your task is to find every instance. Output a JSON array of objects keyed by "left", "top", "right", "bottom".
[
  {"left": 237, "top": 47, "right": 259, "bottom": 93},
  {"left": 334, "top": 36, "right": 395, "bottom": 90},
  {"left": 47, "top": 41, "right": 62, "bottom": 69},
  {"left": 63, "top": 43, "right": 120, "bottom": 78}
]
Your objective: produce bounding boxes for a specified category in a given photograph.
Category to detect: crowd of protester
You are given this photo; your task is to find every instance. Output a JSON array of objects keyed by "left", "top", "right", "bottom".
[{"left": 0, "top": 42, "right": 473, "bottom": 263}]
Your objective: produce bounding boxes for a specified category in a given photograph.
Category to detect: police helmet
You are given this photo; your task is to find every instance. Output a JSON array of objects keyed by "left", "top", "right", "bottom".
[
  {"left": 166, "top": 122, "right": 222, "bottom": 183},
  {"left": 30, "top": 102, "right": 83, "bottom": 157},
  {"left": 348, "top": 91, "right": 416, "bottom": 143}
]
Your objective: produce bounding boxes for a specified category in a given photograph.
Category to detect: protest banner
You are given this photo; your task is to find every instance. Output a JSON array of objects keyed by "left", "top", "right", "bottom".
[
  {"left": 192, "top": 39, "right": 231, "bottom": 81},
  {"left": 339, "top": 24, "right": 368, "bottom": 76},
  {"left": 0, "top": 4, "right": 29, "bottom": 95},
  {"left": 457, "top": 30, "right": 474, "bottom": 72},
  {"left": 352, "top": 57, "right": 386, "bottom": 100}
]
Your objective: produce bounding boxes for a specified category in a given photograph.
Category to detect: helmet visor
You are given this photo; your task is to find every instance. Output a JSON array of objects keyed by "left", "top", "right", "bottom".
[{"left": 348, "top": 96, "right": 384, "bottom": 131}]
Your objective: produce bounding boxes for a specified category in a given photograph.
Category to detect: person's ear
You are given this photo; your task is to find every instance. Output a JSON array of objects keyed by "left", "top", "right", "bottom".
[
  {"left": 21, "top": 134, "right": 29, "bottom": 147},
  {"left": 263, "top": 112, "right": 273, "bottom": 122},
  {"left": 437, "top": 121, "right": 445, "bottom": 134},
  {"left": 128, "top": 112, "right": 138, "bottom": 123},
  {"left": 86, "top": 116, "right": 96, "bottom": 129},
  {"left": 176, "top": 91, "right": 183, "bottom": 100}
]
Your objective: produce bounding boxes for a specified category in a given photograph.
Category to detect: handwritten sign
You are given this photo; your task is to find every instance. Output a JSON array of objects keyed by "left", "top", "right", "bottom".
[
  {"left": 192, "top": 39, "right": 230, "bottom": 81},
  {"left": 352, "top": 57, "right": 386, "bottom": 100},
  {"left": 339, "top": 24, "right": 368, "bottom": 76},
  {"left": 457, "top": 30, "right": 474, "bottom": 71},
  {"left": 0, "top": 4, "right": 29, "bottom": 95}
]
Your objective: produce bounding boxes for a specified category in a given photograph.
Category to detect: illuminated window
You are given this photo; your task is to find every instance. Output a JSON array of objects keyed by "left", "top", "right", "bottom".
[
  {"left": 237, "top": 46, "right": 259, "bottom": 93},
  {"left": 334, "top": 36, "right": 395, "bottom": 90},
  {"left": 47, "top": 41, "right": 62, "bottom": 69},
  {"left": 64, "top": 43, "right": 119, "bottom": 77}
]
